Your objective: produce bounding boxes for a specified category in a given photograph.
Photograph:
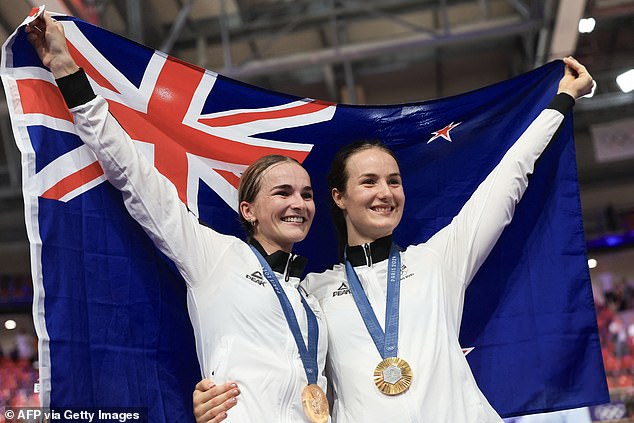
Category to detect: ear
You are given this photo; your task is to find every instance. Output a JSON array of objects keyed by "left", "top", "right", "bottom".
[
  {"left": 240, "top": 201, "right": 256, "bottom": 223},
  {"left": 332, "top": 188, "right": 346, "bottom": 210}
]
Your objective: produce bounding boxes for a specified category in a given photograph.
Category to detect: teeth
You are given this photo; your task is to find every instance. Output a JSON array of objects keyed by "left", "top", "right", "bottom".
[
  {"left": 372, "top": 207, "right": 392, "bottom": 213},
  {"left": 282, "top": 216, "right": 304, "bottom": 223}
]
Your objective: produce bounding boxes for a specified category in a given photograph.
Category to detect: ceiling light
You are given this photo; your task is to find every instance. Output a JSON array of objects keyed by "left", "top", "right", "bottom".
[
  {"left": 588, "top": 258, "right": 598, "bottom": 269},
  {"left": 616, "top": 69, "right": 634, "bottom": 93},
  {"left": 578, "top": 17, "right": 596, "bottom": 33},
  {"left": 4, "top": 319, "right": 17, "bottom": 330}
]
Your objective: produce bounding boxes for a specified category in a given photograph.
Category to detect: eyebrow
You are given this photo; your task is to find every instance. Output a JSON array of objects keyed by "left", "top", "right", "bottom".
[
  {"left": 357, "top": 172, "right": 401, "bottom": 178},
  {"left": 271, "top": 184, "right": 313, "bottom": 191}
]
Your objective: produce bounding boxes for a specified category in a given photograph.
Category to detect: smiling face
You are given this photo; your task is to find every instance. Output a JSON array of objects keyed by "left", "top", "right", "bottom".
[
  {"left": 332, "top": 147, "right": 405, "bottom": 246},
  {"left": 240, "top": 161, "right": 315, "bottom": 254}
]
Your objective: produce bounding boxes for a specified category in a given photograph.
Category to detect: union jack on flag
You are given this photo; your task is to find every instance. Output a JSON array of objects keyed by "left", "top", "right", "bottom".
[
  {"left": 1, "top": 12, "right": 607, "bottom": 422},
  {"left": 12, "top": 13, "right": 335, "bottom": 211}
]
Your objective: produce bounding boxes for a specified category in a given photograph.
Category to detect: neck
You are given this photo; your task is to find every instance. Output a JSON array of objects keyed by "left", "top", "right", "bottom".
[{"left": 346, "top": 231, "right": 392, "bottom": 247}]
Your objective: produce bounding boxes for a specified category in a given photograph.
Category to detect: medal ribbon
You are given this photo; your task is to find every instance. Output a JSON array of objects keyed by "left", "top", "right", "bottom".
[
  {"left": 345, "top": 244, "right": 401, "bottom": 359},
  {"left": 250, "top": 246, "right": 319, "bottom": 384}
]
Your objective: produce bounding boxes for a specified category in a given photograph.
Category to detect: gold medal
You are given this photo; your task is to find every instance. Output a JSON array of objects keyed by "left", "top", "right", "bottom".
[
  {"left": 373, "top": 357, "right": 413, "bottom": 395},
  {"left": 301, "top": 384, "right": 329, "bottom": 423}
]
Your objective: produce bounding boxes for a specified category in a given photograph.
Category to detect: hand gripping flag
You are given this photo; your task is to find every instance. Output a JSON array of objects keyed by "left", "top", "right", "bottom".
[{"left": 1, "top": 12, "right": 608, "bottom": 422}]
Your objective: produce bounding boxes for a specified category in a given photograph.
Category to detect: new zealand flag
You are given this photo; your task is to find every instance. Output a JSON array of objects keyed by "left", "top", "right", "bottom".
[{"left": 1, "top": 10, "right": 607, "bottom": 422}]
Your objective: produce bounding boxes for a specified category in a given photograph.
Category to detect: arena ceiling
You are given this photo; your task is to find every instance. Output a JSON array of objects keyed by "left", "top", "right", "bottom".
[{"left": 0, "top": 0, "right": 633, "bottom": 274}]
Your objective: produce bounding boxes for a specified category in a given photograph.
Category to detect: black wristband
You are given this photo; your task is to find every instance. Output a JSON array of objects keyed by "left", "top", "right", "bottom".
[
  {"left": 547, "top": 93, "right": 575, "bottom": 114},
  {"left": 56, "top": 68, "right": 96, "bottom": 109}
]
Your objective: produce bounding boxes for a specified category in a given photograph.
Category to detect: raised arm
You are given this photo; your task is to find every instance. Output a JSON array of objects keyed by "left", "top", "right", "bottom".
[
  {"left": 558, "top": 57, "right": 593, "bottom": 100},
  {"left": 425, "top": 57, "right": 593, "bottom": 288},
  {"left": 26, "top": 14, "right": 231, "bottom": 288},
  {"left": 26, "top": 13, "right": 79, "bottom": 78}
]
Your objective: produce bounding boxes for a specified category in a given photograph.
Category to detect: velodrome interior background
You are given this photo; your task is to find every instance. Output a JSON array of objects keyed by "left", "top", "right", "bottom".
[{"left": 0, "top": 0, "right": 633, "bottom": 419}]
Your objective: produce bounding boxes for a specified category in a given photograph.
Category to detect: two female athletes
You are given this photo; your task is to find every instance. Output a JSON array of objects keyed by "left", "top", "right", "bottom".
[
  {"left": 26, "top": 11, "right": 594, "bottom": 423},
  {"left": 193, "top": 57, "right": 593, "bottom": 423}
]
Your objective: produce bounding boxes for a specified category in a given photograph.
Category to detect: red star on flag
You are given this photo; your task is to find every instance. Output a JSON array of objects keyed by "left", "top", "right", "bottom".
[{"left": 427, "top": 121, "right": 461, "bottom": 144}]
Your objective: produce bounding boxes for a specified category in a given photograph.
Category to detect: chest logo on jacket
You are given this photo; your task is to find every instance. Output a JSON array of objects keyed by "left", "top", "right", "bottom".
[
  {"left": 400, "top": 264, "right": 414, "bottom": 281},
  {"left": 246, "top": 271, "right": 267, "bottom": 286},
  {"left": 332, "top": 282, "right": 351, "bottom": 297}
]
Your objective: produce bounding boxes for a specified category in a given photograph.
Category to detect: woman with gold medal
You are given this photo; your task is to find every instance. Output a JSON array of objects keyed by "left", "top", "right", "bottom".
[
  {"left": 194, "top": 57, "right": 593, "bottom": 423},
  {"left": 306, "top": 56, "right": 592, "bottom": 423},
  {"left": 26, "top": 12, "right": 329, "bottom": 423}
]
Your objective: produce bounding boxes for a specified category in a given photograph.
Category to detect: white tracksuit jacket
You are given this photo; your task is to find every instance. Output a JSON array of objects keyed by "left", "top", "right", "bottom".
[
  {"left": 302, "top": 94, "right": 575, "bottom": 423},
  {"left": 59, "top": 69, "right": 328, "bottom": 423}
]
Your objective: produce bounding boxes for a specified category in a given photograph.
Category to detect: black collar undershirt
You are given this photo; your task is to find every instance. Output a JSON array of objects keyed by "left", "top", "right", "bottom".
[
  {"left": 249, "top": 238, "right": 308, "bottom": 279},
  {"left": 345, "top": 234, "right": 397, "bottom": 267}
]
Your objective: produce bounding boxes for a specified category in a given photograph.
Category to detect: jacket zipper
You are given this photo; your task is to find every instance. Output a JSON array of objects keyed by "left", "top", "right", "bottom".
[
  {"left": 363, "top": 243, "right": 372, "bottom": 267},
  {"left": 284, "top": 254, "right": 295, "bottom": 282}
]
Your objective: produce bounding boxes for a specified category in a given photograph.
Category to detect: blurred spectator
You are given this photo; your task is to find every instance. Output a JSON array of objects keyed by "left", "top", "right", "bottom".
[
  {"left": 609, "top": 316, "right": 629, "bottom": 358},
  {"left": 600, "top": 272, "right": 616, "bottom": 307},
  {"left": 625, "top": 278, "right": 634, "bottom": 310},
  {"left": 15, "top": 329, "right": 36, "bottom": 362}
]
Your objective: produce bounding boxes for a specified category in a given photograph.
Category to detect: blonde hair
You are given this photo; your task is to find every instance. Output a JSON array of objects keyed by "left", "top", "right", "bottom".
[{"left": 238, "top": 155, "right": 301, "bottom": 237}]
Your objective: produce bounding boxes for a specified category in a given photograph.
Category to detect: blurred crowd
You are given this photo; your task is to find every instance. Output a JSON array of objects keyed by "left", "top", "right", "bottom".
[
  {"left": 595, "top": 271, "right": 634, "bottom": 390},
  {"left": 0, "top": 357, "right": 39, "bottom": 410},
  {"left": 0, "top": 275, "right": 32, "bottom": 305}
]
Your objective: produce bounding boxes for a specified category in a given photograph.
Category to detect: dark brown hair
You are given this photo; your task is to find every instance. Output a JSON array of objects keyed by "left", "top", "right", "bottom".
[
  {"left": 238, "top": 155, "right": 301, "bottom": 237},
  {"left": 327, "top": 140, "right": 399, "bottom": 254}
]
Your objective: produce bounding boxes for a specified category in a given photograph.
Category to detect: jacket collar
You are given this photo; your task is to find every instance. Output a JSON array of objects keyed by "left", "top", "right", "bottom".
[
  {"left": 345, "top": 234, "right": 394, "bottom": 267},
  {"left": 249, "top": 238, "right": 308, "bottom": 280}
]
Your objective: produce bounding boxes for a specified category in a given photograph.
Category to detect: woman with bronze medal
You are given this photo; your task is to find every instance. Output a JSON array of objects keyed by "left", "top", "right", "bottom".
[
  {"left": 194, "top": 57, "right": 593, "bottom": 423},
  {"left": 26, "top": 13, "right": 329, "bottom": 423}
]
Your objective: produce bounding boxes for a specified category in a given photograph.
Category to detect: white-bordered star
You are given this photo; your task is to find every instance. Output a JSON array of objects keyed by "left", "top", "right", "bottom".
[{"left": 428, "top": 121, "right": 461, "bottom": 144}]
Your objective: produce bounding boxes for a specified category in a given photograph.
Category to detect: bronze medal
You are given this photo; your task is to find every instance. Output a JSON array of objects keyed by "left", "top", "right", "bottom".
[
  {"left": 373, "top": 357, "right": 413, "bottom": 395},
  {"left": 301, "top": 384, "right": 329, "bottom": 423}
]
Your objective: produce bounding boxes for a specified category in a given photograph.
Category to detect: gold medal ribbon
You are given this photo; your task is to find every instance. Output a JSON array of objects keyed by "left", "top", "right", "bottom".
[{"left": 345, "top": 244, "right": 413, "bottom": 395}]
